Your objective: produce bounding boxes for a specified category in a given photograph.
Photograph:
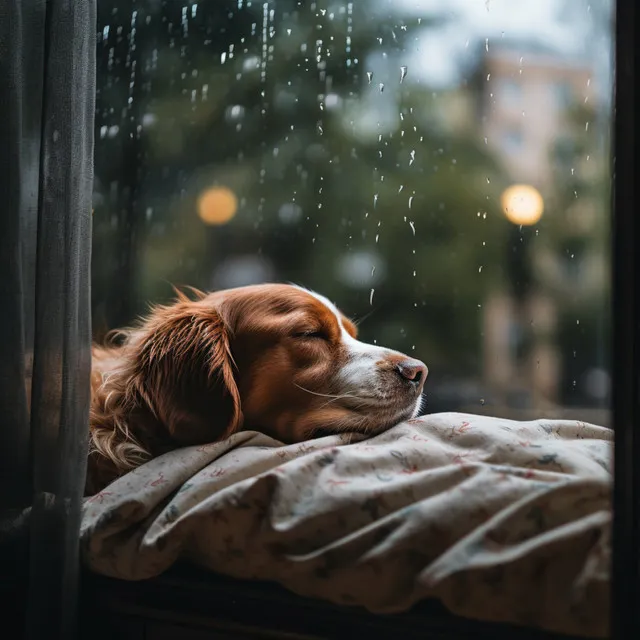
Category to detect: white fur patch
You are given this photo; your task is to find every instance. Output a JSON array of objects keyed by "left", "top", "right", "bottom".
[{"left": 299, "top": 286, "right": 423, "bottom": 417}]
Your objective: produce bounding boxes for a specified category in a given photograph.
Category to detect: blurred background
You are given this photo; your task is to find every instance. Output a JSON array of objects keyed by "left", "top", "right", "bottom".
[{"left": 92, "top": 0, "right": 613, "bottom": 425}]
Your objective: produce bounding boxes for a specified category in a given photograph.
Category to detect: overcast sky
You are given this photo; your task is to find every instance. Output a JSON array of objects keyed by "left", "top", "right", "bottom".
[{"left": 382, "top": 0, "right": 613, "bottom": 92}]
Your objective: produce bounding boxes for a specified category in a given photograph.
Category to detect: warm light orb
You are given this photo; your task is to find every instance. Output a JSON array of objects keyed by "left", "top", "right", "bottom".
[
  {"left": 500, "top": 184, "right": 544, "bottom": 226},
  {"left": 197, "top": 186, "right": 238, "bottom": 225}
]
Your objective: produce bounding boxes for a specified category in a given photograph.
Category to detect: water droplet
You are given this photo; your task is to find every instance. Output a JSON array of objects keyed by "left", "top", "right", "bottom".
[
  {"left": 408, "top": 196, "right": 413, "bottom": 209},
  {"left": 370, "top": 289, "right": 375, "bottom": 305},
  {"left": 409, "top": 221, "right": 416, "bottom": 235},
  {"left": 485, "top": 38, "right": 489, "bottom": 52},
  {"left": 480, "top": 398, "right": 485, "bottom": 406},
  {"left": 378, "top": 83, "right": 385, "bottom": 93},
  {"left": 400, "top": 65, "right": 408, "bottom": 82},
  {"left": 478, "top": 266, "right": 483, "bottom": 273},
  {"left": 409, "top": 149, "right": 415, "bottom": 165},
  {"left": 585, "top": 121, "right": 590, "bottom": 132},
  {"left": 373, "top": 194, "right": 378, "bottom": 208},
  {"left": 366, "top": 71, "right": 373, "bottom": 84},
  {"left": 486, "top": 177, "right": 491, "bottom": 184}
]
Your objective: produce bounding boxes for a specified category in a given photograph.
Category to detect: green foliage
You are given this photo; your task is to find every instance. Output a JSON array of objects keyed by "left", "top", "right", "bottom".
[
  {"left": 93, "top": 0, "right": 511, "bottom": 374},
  {"left": 92, "top": 0, "right": 608, "bottom": 388}
]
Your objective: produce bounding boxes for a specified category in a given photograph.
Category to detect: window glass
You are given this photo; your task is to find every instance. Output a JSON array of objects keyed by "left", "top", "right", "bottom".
[{"left": 93, "top": 0, "right": 613, "bottom": 423}]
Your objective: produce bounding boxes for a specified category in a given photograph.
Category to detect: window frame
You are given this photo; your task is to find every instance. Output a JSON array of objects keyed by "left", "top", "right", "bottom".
[{"left": 611, "top": 0, "right": 640, "bottom": 636}]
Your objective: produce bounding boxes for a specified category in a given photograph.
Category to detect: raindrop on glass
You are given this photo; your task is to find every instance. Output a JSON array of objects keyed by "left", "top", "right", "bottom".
[{"left": 400, "top": 65, "right": 408, "bottom": 83}]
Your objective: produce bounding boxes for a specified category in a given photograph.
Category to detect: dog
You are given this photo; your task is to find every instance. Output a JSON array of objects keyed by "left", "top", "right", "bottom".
[{"left": 87, "top": 284, "right": 428, "bottom": 494}]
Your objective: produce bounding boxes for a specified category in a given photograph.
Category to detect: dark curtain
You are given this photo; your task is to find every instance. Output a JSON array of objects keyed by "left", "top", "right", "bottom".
[{"left": 0, "top": 1, "right": 96, "bottom": 639}]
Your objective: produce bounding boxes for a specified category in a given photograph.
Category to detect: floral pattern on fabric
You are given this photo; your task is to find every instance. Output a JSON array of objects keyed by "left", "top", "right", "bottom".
[{"left": 81, "top": 412, "right": 612, "bottom": 638}]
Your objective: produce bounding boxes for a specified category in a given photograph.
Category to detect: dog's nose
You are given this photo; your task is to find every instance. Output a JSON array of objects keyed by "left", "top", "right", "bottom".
[{"left": 395, "top": 359, "right": 428, "bottom": 388}]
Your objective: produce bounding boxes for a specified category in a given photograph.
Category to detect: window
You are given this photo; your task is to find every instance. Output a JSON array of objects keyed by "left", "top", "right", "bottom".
[
  {"left": 502, "top": 128, "right": 523, "bottom": 153},
  {"left": 93, "top": 0, "right": 612, "bottom": 419},
  {"left": 499, "top": 79, "right": 522, "bottom": 106},
  {"left": 553, "top": 79, "right": 575, "bottom": 110}
]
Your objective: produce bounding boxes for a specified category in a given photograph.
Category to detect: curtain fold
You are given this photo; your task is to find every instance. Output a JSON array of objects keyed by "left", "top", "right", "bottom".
[{"left": 0, "top": 1, "right": 96, "bottom": 639}]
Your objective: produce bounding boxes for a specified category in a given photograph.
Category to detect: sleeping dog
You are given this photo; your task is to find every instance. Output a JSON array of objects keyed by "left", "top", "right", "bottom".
[{"left": 87, "top": 284, "right": 427, "bottom": 494}]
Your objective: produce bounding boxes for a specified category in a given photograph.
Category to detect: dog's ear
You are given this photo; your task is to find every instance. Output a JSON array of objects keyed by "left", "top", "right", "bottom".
[{"left": 128, "top": 298, "right": 242, "bottom": 446}]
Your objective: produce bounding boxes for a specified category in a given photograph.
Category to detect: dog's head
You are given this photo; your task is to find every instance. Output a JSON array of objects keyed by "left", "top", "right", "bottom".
[{"left": 89, "top": 284, "right": 427, "bottom": 489}]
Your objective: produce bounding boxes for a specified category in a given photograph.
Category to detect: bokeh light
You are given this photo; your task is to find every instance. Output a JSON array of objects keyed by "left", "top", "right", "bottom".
[
  {"left": 197, "top": 186, "right": 238, "bottom": 225},
  {"left": 501, "top": 184, "right": 544, "bottom": 226}
]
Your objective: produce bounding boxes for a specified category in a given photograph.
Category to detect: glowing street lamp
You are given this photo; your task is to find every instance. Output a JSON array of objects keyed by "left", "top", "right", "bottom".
[
  {"left": 197, "top": 186, "right": 238, "bottom": 225},
  {"left": 501, "top": 184, "right": 544, "bottom": 226}
]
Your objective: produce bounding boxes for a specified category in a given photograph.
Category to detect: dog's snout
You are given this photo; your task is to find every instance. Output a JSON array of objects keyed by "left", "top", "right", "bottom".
[{"left": 395, "top": 359, "right": 428, "bottom": 388}]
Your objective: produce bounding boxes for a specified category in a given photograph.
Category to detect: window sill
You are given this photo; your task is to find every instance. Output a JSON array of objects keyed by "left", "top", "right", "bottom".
[{"left": 81, "top": 563, "right": 588, "bottom": 640}]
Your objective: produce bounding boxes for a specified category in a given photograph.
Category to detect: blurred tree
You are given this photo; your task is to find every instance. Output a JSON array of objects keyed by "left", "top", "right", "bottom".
[{"left": 93, "top": 0, "right": 510, "bottom": 377}]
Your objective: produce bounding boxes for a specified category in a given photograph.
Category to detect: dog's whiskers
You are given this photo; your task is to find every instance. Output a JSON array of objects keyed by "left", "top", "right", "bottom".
[{"left": 294, "top": 383, "right": 358, "bottom": 401}]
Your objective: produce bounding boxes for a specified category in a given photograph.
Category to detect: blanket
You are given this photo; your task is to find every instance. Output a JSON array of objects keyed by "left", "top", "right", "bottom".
[{"left": 81, "top": 412, "right": 612, "bottom": 638}]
